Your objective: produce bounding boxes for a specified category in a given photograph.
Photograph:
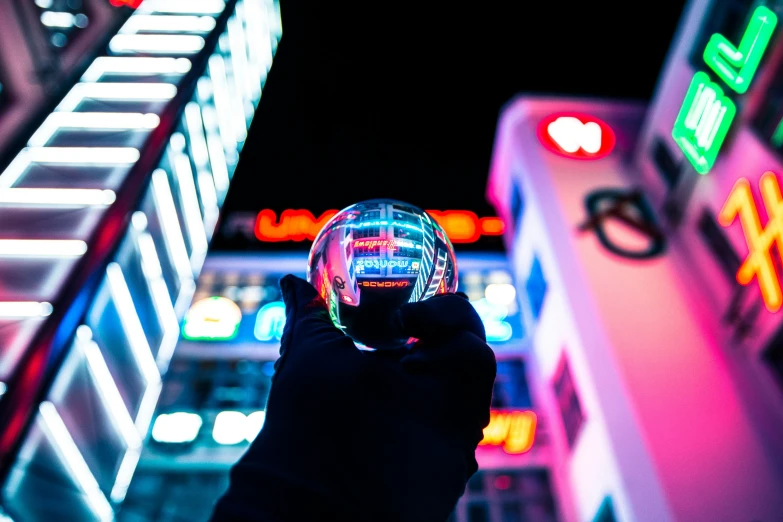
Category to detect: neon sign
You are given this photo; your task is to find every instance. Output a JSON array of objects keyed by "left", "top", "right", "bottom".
[
  {"left": 182, "top": 296, "right": 242, "bottom": 341},
  {"left": 254, "top": 209, "right": 504, "bottom": 243},
  {"left": 354, "top": 239, "right": 397, "bottom": 250},
  {"left": 356, "top": 259, "right": 409, "bottom": 269},
  {"left": 537, "top": 113, "right": 616, "bottom": 160},
  {"left": 359, "top": 281, "right": 410, "bottom": 288},
  {"left": 479, "top": 410, "right": 537, "bottom": 454},
  {"left": 719, "top": 172, "right": 783, "bottom": 312},
  {"left": 472, "top": 298, "right": 513, "bottom": 343},
  {"left": 673, "top": 6, "right": 777, "bottom": 174},
  {"left": 254, "top": 301, "right": 286, "bottom": 341},
  {"left": 109, "top": 0, "right": 144, "bottom": 8}
]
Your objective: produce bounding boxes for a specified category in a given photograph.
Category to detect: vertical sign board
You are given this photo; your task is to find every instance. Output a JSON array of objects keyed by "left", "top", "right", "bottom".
[{"left": 672, "top": 6, "right": 777, "bottom": 174}]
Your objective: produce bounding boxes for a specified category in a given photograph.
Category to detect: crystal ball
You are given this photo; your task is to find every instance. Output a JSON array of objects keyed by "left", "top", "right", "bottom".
[{"left": 306, "top": 199, "right": 458, "bottom": 349}]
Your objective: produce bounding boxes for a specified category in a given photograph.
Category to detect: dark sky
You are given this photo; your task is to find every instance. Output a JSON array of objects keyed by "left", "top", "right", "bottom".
[{"left": 212, "top": 1, "right": 688, "bottom": 252}]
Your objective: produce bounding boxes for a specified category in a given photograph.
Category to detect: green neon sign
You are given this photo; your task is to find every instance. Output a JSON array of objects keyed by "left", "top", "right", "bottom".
[
  {"left": 672, "top": 5, "right": 778, "bottom": 174},
  {"left": 703, "top": 6, "right": 777, "bottom": 94},
  {"left": 672, "top": 72, "right": 737, "bottom": 175}
]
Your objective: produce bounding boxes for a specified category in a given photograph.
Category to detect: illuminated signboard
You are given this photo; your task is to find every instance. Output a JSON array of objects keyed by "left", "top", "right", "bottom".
[
  {"left": 182, "top": 297, "right": 243, "bottom": 341},
  {"left": 254, "top": 209, "right": 505, "bottom": 243},
  {"left": 672, "top": 6, "right": 777, "bottom": 174},
  {"left": 479, "top": 410, "right": 537, "bottom": 454},
  {"left": 719, "top": 172, "right": 783, "bottom": 312},
  {"left": 537, "top": 113, "right": 616, "bottom": 160}
]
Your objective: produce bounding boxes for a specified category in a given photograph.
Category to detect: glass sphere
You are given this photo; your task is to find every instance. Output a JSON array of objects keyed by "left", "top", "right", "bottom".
[{"left": 307, "top": 199, "right": 458, "bottom": 349}]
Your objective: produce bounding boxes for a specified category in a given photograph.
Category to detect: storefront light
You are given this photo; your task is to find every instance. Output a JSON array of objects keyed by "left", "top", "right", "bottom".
[
  {"left": 212, "top": 411, "right": 248, "bottom": 445},
  {"left": 151, "top": 412, "right": 203, "bottom": 443},
  {"left": 485, "top": 283, "right": 516, "bottom": 306},
  {"left": 182, "top": 296, "right": 242, "bottom": 341}
]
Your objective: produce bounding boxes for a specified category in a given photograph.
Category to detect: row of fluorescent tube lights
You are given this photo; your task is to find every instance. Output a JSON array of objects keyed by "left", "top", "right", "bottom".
[{"left": 0, "top": 1, "right": 280, "bottom": 520}]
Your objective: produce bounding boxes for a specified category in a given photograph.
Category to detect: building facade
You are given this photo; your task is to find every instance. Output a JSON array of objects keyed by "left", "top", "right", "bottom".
[{"left": 487, "top": 0, "right": 783, "bottom": 521}]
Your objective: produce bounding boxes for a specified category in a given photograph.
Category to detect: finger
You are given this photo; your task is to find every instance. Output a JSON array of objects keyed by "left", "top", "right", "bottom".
[
  {"left": 396, "top": 294, "right": 486, "bottom": 342},
  {"left": 276, "top": 274, "right": 350, "bottom": 371}
]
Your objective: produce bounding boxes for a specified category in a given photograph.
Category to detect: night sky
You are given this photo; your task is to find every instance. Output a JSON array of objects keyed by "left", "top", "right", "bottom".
[{"left": 212, "top": 1, "right": 688, "bottom": 252}]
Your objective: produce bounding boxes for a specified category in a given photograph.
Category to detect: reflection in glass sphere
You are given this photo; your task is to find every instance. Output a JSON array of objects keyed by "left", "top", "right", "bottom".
[{"left": 307, "top": 199, "right": 458, "bottom": 349}]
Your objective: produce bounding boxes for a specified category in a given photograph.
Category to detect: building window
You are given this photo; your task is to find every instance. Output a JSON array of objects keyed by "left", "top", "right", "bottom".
[
  {"left": 457, "top": 469, "right": 558, "bottom": 522},
  {"left": 552, "top": 354, "right": 585, "bottom": 448},
  {"left": 525, "top": 255, "right": 547, "bottom": 321},
  {"left": 650, "top": 136, "right": 682, "bottom": 189},
  {"left": 491, "top": 360, "right": 533, "bottom": 409},
  {"left": 753, "top": 54, "right": 783, "bottom": 155},
  {"left": 511, "top": 180, "right": 525, "bottom": 230},
  {"left": 592, "top": 497, "right": 618, "bottom": 522}
]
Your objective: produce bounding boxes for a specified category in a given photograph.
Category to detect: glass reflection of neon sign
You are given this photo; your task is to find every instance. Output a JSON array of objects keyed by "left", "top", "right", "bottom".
[
  {"left": 479, "top": 410, "right": 537, "bottom": 454},
  {"left": 182, "top": 296, "right": 242, "bottom": 341},
  {"left": 255, "top": 209, "right": 505, "bottom": 243},
  {"left": 672, "top": 6, "right": 777, "bottom": 174}
]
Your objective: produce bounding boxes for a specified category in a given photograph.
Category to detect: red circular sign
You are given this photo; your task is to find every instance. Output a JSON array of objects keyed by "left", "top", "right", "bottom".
[{"left": 537, "top": 113, "right": 616, "bottom": 160}]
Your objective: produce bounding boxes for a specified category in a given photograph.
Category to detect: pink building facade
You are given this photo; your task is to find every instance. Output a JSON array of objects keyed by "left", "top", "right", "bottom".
[{"left": 487, "top": 1, "right": 783, "bottom": 520}]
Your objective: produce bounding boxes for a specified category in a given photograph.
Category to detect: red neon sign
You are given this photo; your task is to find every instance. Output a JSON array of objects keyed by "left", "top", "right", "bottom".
[
  {"left": 109, "top": 0, "right": 144, "bottom": 8},
  {"left": 537, "top": 113, "right": 616, "bottom": 160},
  {"left": 354, "top": 239, "right": 396, "bottom": 250},
  {"left": 479, "top": 410, "right": 537, "bottom": 454},
  {"left": 254, "top": 209, "right": 505, "bottom": 243},
  {"left": 359, "top": 281, "right": 410, "bottom": 288}
]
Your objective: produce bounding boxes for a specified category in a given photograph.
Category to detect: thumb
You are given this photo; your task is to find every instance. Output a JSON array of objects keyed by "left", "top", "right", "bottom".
[{"left": 396, "top": 294, "right": 486, "bottom": 342}]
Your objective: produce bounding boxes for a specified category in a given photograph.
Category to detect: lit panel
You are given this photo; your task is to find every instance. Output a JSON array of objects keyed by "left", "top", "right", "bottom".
[{"left": 0, "top": 0, "right": 282, "bottom": 520}]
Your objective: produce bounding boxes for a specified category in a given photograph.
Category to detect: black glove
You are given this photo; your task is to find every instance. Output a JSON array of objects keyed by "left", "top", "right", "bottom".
[{"left": 210, "top": 275, "right": 496, "bottom": 522}]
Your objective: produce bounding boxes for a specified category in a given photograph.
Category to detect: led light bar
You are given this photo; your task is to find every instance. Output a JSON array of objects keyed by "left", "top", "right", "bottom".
[
  {"left": 0, "top": 240, "right": 88, "bottom": 257},
  {"left": 81, "top": 57, "right": 192, "bottom": 81},
  {"left": 138, "top": 0, "right": 227, "bottom": 15},
  {"left": 57, "top": 83, "right": 178, "bottom": 112},
  {"left": 29, "top": 112, "right": 160, "bottom": 147},
  {"left": 0, "top": 302, "right": 53, "bottom": 319},
  {"left": 120, "top": 15, "right": 217, "bottom": 34},
  {"left": 25, "top": 147, "right": 141, "bottom": 165},
  {"left": 109, "top": 34, "right": 206, "bottom": 54}
]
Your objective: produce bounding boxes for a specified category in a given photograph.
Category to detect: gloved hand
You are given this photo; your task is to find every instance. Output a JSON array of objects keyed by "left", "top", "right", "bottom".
[{"left": 211, "top": 275, "right": 496, "bottom": 522}]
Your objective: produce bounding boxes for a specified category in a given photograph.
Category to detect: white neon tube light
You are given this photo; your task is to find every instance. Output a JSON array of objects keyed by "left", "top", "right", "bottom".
[
  {"left": 26, "top": 147, "right": 141, "bottom": 165},
  {"left": 208, "top": 55, "right": 241, "bottom": 150},
  {"left": 120, "top": 14, "right": 217, "bottom": 34},
  {"left": 134, "top": 222, "right": 180, "bottom": 371},
  {"left": 80, "top": 336, "right": 142, "bottom": 451},
  {"left": 0, "top": 240, "right": 88, "bottom": 257},
  {"left": 110, "top": 34, "right": 206, "bottom": 54},
  {"left": 41, "top": 11, "right": 76, "bottom": 28},
  {"left": 111, "top": 448, "right": 141, "bottom": 503},
  {"left": 151, "top": 169, "right": 193, "bottom": 282},
  {"left": 105, "top": 263, "right": 161, "bottom": 386},
  {"left": 184, "top": 103, "right": 210, "bottom": 170},
  {"left": 82, "top": 57, "right": 192, "bottom": 81},
  {"left": 0, "top": 188, "right": 116, "bottom": 206},
  {"left": 198, "top": 171, "right": 220, "bottom": 241},
  {"left": 29, "top": 112, "right": 160, "bottom": 147},
  {"left": 138, "top": 0, "right": 226, "bottom": 15},
  {"left": 38, "top": 402, "right": 114, "bottom": 522},
  {"left": 57, "top": 83, "right": 177, "bottom": 112},
  {"left": 171, "top": 149, "right": 209, "bottom": 268},
  {"left": 227, "top": 14, "right": 253, "bottom": 108},
  {"left": 0, "top": 302, "right": 53, "bottom": 318}
]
